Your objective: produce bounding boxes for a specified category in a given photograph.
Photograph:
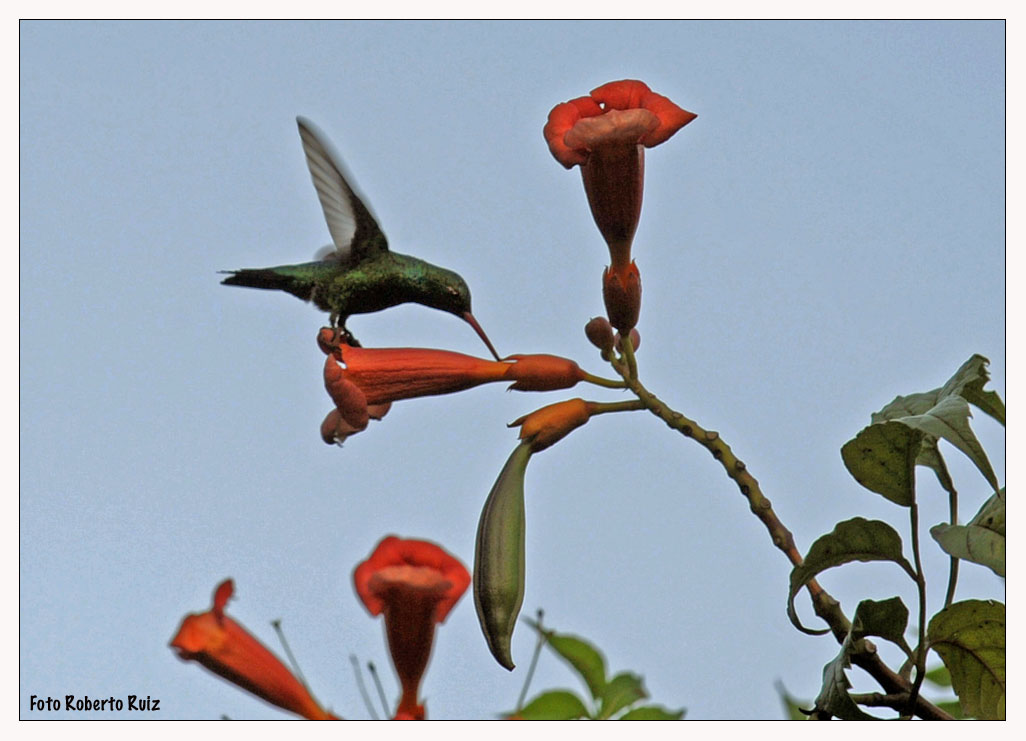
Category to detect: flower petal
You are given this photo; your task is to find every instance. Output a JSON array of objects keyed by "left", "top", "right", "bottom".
[
  {"left": 639, "top": 91, "right": 697, "bottom": 146},
  {"left": 543, "top": 96, "right": 604, "bottom": 168},
  {"left": 590, "top": 79, "right": 652, "bottom": 110},
  {"left": 170, "top": 580, "right": 337, "bottom": 720},
  {"left": 324, "top": 355, "right": 369, "bottom": 429}
]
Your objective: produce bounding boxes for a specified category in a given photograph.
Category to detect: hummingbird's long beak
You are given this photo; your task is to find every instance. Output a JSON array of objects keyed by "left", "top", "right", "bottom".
[{"left": 463, "top": 312, "right": 502, "bottom": 361}]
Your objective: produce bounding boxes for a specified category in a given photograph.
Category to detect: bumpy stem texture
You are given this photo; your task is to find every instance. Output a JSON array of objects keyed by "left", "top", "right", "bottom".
[{"left": 612, "top": 357, "right": 953, "bottom": 721}]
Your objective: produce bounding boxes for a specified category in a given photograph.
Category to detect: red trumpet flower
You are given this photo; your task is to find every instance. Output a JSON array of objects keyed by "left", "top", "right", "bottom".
[
  {"left": 170, "top": 579, "right": 337, "bottom": 720},
  {"left": 354, "top": 536, "right": 471, "bottom": 720}
]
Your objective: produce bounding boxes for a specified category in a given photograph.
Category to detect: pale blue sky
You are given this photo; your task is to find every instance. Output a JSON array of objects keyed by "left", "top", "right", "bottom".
[{"left": 20, "top": 21, "right": 1004, "bottom": 720}]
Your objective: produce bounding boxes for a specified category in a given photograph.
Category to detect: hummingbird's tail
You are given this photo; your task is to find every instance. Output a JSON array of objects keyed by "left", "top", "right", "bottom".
[{"left": 220, "top": 269, "right": 315, "bottom": 302}]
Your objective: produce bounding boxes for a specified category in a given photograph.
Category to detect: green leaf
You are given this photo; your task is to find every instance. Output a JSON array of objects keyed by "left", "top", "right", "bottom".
[
  {"left": 930, "top": 487, "right": 1005, "bottom": 577},
  {"left": 930, "top": 524, "right": 1005, "bottom": 577},
  {"left": 923, "top": 665, "right": 952, "bottom": 687},
  {"left": 543, "top": 631, "right": 608, "bottom": 701},
  {"left": 913, "top": 438, "right": 956, "bottom": 495},
  {"left": 619, "top": 704, "right": 686, "bottom": 720},
  {"left": 935, "top": 699, "right": 966, "bottom": 719},
  {"left": 598, "top": 672, "right": 647, "bottom": 719},
  {"left": 788, "top": 518, "right": 916, "bottom": 634},
  {"left": 851, "top": 597, "right": 912, "bottom": 655},
  {"left": 893, "top": 396, "right": 998, "bottom": 492},
  {"left": 511, "top": 690, "right": 589, "bottom": 720},
  {"left": 814, "top": 649, "right": 878, "bottom": 720},
  {"left": 928, "top": 600, "right": 1005, "bottom": 720},
  {"left": 774, "top": 680, "right": 811, "bottom": 720},
  {"left": 872, "top": 354, "right": 1005, "bottom": 427},
  {"left": 841, "top": 421, "right": 922, "bottom": 506},
  {"left": 936, "top": 354, "right": 1005, "bottom": 426},
  {"left": 473, "top": 443, "right": 532, "bottom": 670},
  {"left": 970, "top": 487, "right": 1005, "bottom": 535},
  {"left": 868, "top": 355, "right": 1003, "bottom": 494}
]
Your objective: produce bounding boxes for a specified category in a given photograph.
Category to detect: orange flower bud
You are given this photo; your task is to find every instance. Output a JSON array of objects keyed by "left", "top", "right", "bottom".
[
  {"left": 503, "top": 354, "right": 586, "bottom": 391},
  {"left": 510, "top": 398, "right": 595, "bottom": 452},
  {"left": 602, "top": 261, "right": 642, "bottom": 332}
]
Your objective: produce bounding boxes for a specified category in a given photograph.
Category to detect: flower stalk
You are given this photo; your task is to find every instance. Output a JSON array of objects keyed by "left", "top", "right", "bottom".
[{"left": 608, "top": 354, "right": 953, "bottom": 720}]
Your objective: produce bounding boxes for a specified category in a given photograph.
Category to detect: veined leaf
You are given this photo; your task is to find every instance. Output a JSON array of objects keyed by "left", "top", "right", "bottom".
[
  {"left": 788, "top": 518, "right": 916, "bottom": 634},
  {"left": 841, "top": 421, "right": 922, "bottom": 506},
  {"left": 936, "top": 354, "right": 1005, "bottom": 426},
  {"left": 868, "top": 355, "right": 1003, "bottom": 494},
  {"left": 928, "top": 600, "right": 1005, "bottom": 720},
  {"left": 541, "top": 630, "right": 608, "bottom": 702},
  {"left": 851, "top": 597, "right": 912, "bottom": 656},
  {"left": 814, "top": 648, "right": 878, "bottom": 720},
  {"left": 893, "top": 396, "right": 998, "bottom": 492},
  {"left": 510, "top": 690, "right": 589, "bottom": 720},
  {"left": 970, "top": 487, "right": 1005, "bottom": 535},
  {"left": 598, "top": 672, "right": 647, "bottom": 719},
  {"left": 930, "top": 488, "right": 1005, "bottom": 577},
  {"left": 930, "top": 524, "right": 1005, "bottom": 577}
]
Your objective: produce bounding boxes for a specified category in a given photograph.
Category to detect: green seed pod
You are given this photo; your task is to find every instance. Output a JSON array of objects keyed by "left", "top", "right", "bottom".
[{"left": 474, "top": 443, "right": 532, "bottom": 670}]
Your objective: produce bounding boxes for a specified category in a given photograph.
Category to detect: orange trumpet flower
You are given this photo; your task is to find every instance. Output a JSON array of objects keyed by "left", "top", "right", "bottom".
[{"left": 169, "top": 579, "right": 337, "bottom": 720}]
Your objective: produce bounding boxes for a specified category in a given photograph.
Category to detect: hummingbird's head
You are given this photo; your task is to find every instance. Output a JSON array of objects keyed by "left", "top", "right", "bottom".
[
  {"left": 430, "top": 271, "right": 474, "bottom": 318},
  {"left": 425, "top": 269, "right": 501, "bottom": 361}
]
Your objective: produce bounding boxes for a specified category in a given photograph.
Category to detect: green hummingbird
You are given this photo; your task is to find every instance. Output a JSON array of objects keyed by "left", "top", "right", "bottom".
[{"left": 222, "top": 117, "right": 500, "bottom": 359}]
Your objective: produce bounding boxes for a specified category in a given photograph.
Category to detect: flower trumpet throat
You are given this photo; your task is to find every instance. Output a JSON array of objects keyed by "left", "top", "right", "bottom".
[
  {"left": 544, "top": 80, "right": 695, "bottom": 269},
  {"left": 544, "top": 79, "right": 697, "bottom": 169},
  {"left": 169, "top": 579, "right": 337, "bottom": 720},
  {"left": 354, "top": 536, "right": 470, "bottom": 720},
  {"left": 322, "top": 345, "right": 589, "bottom": 408}
]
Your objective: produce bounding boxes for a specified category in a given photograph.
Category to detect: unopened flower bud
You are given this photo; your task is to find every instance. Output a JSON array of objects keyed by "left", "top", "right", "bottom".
[
  {"left": 614, "top": 328, "right": 641, "bottom": 353},
  {"left": 504, "top": 354, "right": 586, "bottom": 391},
  {"left": 510, "top": 398, "right": 595, "bottom": 452},
  {"left": 585, "top": 317, "right": 615, "bottom": 357},
  {"left": 602, "top": 261, "right": 642, "bottom": 332}
]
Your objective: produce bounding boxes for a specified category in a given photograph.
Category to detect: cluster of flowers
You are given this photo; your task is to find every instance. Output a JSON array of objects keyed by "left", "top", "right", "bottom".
[
  {"left": 170, "top": 536, "right": 469, "bottom": 720},
  {"left": 172, "top": 79, "right": 694, "bottom": 718}
]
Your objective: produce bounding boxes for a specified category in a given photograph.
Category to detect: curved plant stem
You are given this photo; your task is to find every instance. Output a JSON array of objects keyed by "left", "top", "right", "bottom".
[
  {"left": 905, "top": 503, "right": 928, "bottom": 718},
  {"left": 944, "top": 484, "right": 960, "bottom": 608},
  {"left": 582, "top": 371, "right": 628, "bottom": 389},
  {"left": 515, "top": 609, "right": 547, "bottom": 713},
  {"left": 610, "top": 357, "right": 953, "bottom": 721},
  {"left": 590, "top": 399, "right": 646, "bottom": 415},
  {"left": 349, "top": 654, "right": 379, "bottom": 720}
]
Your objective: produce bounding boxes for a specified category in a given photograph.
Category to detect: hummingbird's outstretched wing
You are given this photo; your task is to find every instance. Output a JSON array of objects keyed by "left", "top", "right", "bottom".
[{"left": 296, "top": 116, "right": 388, "bottom": 262}]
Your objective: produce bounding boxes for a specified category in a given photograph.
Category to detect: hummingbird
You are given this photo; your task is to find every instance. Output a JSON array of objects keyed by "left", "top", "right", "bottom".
[{"left": 222, "top": 117, "right": 500, "bottom": 359}]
